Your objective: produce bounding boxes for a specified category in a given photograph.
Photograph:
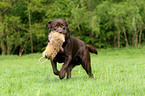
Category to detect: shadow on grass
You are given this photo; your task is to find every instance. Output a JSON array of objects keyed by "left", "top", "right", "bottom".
[{"left": 36, "top": 74, "right": 93, "bottom": 84}]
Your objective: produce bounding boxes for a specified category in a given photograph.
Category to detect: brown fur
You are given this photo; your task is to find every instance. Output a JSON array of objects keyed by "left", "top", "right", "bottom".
[{"left": 46, "top": 19, "right": 97, "bottom": 79}]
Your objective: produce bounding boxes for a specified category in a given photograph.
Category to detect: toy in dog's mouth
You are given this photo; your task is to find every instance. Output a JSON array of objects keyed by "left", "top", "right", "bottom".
[{"left": 42, "top": 31, "right": 65, "bottom": 60}]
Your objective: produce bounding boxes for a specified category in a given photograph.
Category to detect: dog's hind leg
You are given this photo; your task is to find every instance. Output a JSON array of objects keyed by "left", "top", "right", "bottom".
[{"left": 81, "top": 51, "right": 94, "bottom": 78}]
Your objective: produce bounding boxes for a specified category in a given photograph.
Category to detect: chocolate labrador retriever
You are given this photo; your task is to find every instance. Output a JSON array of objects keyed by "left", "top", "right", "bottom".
[{"left": 46, "top": 19, "right": 97, "bottom": 79}]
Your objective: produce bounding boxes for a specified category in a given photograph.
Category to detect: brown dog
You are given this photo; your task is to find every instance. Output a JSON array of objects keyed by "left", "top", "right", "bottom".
[{"left": 46, "top": 19, "right": 97, "bottom": 79}]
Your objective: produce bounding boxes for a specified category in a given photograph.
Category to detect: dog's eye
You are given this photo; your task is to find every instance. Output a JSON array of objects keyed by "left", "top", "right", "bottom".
[
  {"left": 63, "top": 27, "right": 65, "bottom": 30},
  {"left": 61, "top": 25, "right": 65, "bottom": 29},
  {"left": 60, "top": 24, "right": 64, "bottom": 27}
]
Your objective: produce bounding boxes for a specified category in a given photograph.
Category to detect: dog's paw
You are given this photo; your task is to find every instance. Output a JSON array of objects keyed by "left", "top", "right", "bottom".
[{"left": 59, "top": 71, "right": 66, "bottom": 79}]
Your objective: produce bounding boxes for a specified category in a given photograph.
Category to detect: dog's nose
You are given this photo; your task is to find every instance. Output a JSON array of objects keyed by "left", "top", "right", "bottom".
[{"left": 58, "top": 29, "right": 63, "bottom": 33}]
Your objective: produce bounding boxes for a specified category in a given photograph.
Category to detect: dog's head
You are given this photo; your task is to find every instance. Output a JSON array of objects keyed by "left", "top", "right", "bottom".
[{"left": 46, "top": 19, "right": 70, "bottom": 41}]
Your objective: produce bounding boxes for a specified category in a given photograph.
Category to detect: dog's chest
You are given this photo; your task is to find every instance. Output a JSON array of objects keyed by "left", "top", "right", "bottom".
[{"left": 54, "top": 52, "right": 65, "bottom": 63}]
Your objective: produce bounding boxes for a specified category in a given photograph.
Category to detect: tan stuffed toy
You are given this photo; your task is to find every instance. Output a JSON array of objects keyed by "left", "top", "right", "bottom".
[{"left": 42, "top": 31, "right": 65, "bottom": 60}]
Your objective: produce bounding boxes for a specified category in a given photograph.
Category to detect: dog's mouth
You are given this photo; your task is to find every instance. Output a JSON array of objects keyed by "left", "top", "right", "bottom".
[
  {"left": 43, "top": 31, "right": 65, "bottom": 60},
  {"left": 57, "top": 30, "right": 66, "bottom": 36},
  {"left": 48, "top": 31, "right": 65, "bottom": 42}
]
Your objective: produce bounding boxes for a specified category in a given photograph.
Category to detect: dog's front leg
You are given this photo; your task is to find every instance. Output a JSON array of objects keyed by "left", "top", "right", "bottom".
[
  {"left": 59, "top": 56, "right": 72, "bottom": 79},
  {"left": 51, "top": 60, "right": 59, "bottom": 75}
]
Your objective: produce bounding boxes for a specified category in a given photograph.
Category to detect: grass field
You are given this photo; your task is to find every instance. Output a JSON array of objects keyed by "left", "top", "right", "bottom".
[{"left": 0, "top": 46, "right": 145, "bottom": 96}]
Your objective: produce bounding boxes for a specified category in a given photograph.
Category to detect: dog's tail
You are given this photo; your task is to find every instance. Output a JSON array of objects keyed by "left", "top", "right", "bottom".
[{"left": 86, "top": 45, "right": 98, "bottom": 55}]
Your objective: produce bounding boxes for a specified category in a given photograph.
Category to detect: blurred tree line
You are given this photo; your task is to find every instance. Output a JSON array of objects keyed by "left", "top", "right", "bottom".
[{"left": 0, "top": 0, "right": 145, "bottom": 55}]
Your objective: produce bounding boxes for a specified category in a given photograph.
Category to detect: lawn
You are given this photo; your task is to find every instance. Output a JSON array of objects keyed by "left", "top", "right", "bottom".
[{"left": 0, "top": 46, "right": 145, "bottom": 96}]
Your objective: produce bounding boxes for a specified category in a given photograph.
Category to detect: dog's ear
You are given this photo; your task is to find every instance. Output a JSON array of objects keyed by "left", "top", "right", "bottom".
[
  {"left": 63, "top": 19, "right": 70, "bottom": 40},
  {"left": 64, "top": 19, "right": 68, "bottom": 27},
  {"left": 64, "top": 19, "right": 70, "bottom": 32},
  {"left": 66, "top": 27, "right": 71, "bottom": 41},
  {"left": 46, "top": 20, "right": 52, "bottom": 29}
]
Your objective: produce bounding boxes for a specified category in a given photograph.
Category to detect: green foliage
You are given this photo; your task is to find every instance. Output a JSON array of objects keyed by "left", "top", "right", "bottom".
[
  {"left": 0, "top": 1, "right": 10, "bottom": 9},
  {"left": 0, "top": 0, "right": 145, "bottom": 54}
]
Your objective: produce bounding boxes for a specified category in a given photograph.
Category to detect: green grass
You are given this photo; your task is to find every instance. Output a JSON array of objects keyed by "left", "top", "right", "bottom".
[{"left": 0, "top": 46, "right": 145, "bottom": 96}]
